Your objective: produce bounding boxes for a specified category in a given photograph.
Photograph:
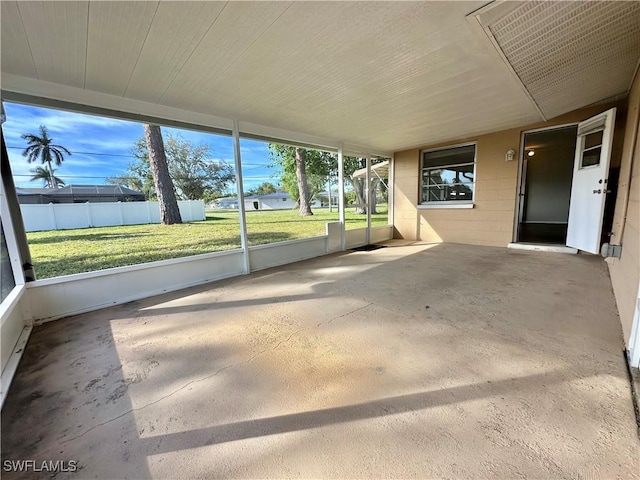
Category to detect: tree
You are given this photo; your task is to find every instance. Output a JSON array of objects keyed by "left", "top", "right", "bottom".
[
  {"left": 344, "top": 157, "right": 367, "bottom": 214},
  {"left": 143, "top": 124, "right": 182, "bottom": 225},
  {"left": 105, "top": 173, "right": 148, "bottom": 197},
  {"left": 109, "top": 134, "right": 234, "bottom": 202},
  {"left": 342, "top": 156, "right": 380, "bottom": 215},
  {"left": 269, "top": 145, "right": 337, "bottom": 216},
  {"left": 30, "top": 166, "right": 65, "bottom": 188},
  {"left": 245, "top": 182, "right": 278, "bottom": 197},
  {"left": 21, "top": 125, "right": 71, "bottom": 189},
  {"left": 166, "top": 136, "right": 234, "bottom": 200},
  {"left": 295, "top": 148, "right": 313, "bottom": 215}
]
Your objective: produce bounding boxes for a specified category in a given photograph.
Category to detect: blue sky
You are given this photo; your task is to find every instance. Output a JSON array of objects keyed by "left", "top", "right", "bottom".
[{"left": 3, "top": 102, "right": 278, "bottom": 192}]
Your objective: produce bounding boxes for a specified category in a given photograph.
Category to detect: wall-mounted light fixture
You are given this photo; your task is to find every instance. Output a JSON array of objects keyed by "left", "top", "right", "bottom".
[
  {"left": 527, "top": 150, "right": 535, "bottom": 157},
  {"left": 505, "top": 149, "right": 516, "bottom": 161}
]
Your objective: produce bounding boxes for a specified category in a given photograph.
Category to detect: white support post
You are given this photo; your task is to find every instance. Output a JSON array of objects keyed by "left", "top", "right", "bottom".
[
  {"left": 49, "top": 203, "right": 57, "bottom": 230},
  {"left": 338, "top": 144, "right": 346, "bottom": 251},
  {"left": 232, "top": 120, "right": 250, "bottom": 274},
  {"left": 118, "top": 201, "right": 124, "bottom": 225},
  {"left": 366, "top": 155, "right": 371, "bottom": 245},
  {"left": 85, "top": 202, "right": 92, "bottom": 227}
]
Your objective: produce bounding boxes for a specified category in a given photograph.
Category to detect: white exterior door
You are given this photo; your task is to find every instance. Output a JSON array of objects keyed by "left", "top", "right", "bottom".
[{"left": 566, "top": 108, "right": 616, "bottom": 254}]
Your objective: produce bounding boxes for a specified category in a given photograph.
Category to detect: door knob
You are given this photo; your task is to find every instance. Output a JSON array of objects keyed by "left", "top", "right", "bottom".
[{"left": 593, "top": 189, "right": 601, "bottom": 194}]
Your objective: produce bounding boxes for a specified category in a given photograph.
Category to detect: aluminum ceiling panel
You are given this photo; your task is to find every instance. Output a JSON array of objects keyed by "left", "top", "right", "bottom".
[
  {"left": 85, "top": 1, "right": 159, "bottom": 96},
  {"left": 158, "top": 2, "right": 292, "bottom": 109},
  {"left": 0, "top": 1, "right": 37, "bottom": 78},
  {"left": 125, "top": 1, "right": 228, "bottom": 103},
  {"left": 16, "top": 1, "right": 88, "bottom": 88},
  {"left": 487, "top": 1, "right": 640, "bottom": 119}
]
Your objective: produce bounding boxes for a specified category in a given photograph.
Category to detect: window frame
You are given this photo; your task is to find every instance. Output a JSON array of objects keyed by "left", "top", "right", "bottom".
[
  {"left": 0, "top": 177, "right": 25, "bottom": 306},
  {"left": 419, "top": 141, "right": 477, "bottom": 207}
]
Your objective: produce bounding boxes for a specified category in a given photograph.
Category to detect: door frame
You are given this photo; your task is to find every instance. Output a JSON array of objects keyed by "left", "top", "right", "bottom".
[
  {"left": 629, "top": 283, "right": 640, "bottom": 368},
  {"left": 513, "top": 122, "right": 579, "bottom": 243}
]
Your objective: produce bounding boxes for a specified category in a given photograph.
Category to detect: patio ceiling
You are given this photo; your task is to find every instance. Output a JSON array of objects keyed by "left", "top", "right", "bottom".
[{"left": 1, "top": 1, "right": 639, "bottom": 152}]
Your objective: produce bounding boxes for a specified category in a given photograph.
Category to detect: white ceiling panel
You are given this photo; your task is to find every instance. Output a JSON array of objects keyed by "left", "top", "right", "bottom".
[
  {"left": 85, "top": 1, "right": 159, "bottom": 96},
  {"left": 16, "top": 1, "right": 88, "bottom": 88},
  {"left": 2, "top": 1, "right": 639, "bottom": 152},
  {"left": 159, "top": 2, "right": 293, "bottom": 109},
  {"left": 184, "top": 1, "right": 357, "bottom": 117},
  {"left": 172, "top": 1, "right": 539, "bottom": 149},
  {"left": 0, "top": 1, "right": 37, "bottom": 78},
  {"left": 125, "top": 1, "right": 227, "bottom": 103}
]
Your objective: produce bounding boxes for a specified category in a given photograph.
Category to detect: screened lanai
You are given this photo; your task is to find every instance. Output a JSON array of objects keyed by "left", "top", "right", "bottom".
[{"left": 1, "top": 1, "right": 640, "bottom": 477}]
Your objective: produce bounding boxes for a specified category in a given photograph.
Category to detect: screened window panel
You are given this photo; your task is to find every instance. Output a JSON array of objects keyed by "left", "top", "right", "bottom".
[
  {"left": 422, "top": 144, "right": 475, "bottom": 168},
  {"left": 420, "top": 145, "right": 475, "bottom": 204}
]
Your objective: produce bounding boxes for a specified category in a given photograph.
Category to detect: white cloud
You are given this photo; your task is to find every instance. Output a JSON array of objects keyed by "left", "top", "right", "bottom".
[{"left": 4, "top": 103, "right": 134, "bottom": 134}]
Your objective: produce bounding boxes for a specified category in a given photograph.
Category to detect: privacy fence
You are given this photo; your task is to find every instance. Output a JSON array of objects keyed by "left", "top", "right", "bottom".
[{"left": 20, "top": 200, "right": 206, "bottom": 232}]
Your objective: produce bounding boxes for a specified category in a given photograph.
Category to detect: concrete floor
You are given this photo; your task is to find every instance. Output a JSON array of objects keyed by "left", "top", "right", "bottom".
[{"left": 2, "top": 242, "right": 639, "bottom": 479}]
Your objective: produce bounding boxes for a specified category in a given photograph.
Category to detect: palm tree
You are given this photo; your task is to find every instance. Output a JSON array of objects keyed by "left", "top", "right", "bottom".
[
  {"left": 30, "top": 166, "right": 65, "bottom": 188},
  {"left": 21, "top": 125, "right": 71, "bottom": 189}
]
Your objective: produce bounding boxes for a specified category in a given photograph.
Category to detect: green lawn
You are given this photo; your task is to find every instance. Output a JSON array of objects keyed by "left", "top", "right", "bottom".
[{"left": 28, "top": 207, "right": 389, "bottom": 279}]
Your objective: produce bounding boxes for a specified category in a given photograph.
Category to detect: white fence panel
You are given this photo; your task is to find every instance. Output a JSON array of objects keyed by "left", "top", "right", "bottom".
[
  {"left": 121, "top": 202, "right": 150, "bottom": 225},
  {"left": 52, "top": 204, "right": 88, "bottom": 230},
  {"left": 89, "top": 203, "right": 122, "bottom": 227},
  {"left": 148, "top": 203, "right": 161, "bottom": 223},
  {"left": 20, "top": 204, "right": 56, "bottom": 231},
  {"left": 178, "top": 201, "right": 205, "bottom": 222},
  {"left": 21, "top": 200, "right": 206, "bottom": 232}
]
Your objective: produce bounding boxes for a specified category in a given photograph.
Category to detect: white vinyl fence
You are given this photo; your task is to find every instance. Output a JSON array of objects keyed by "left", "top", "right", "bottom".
[{"left": 21, "top": 200, "right": 206, "bottom": 232}]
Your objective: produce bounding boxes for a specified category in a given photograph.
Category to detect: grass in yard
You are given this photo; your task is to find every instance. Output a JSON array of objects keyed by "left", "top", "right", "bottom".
[{"left": 28, "top": 206, "right": 389, "bottom": 279}]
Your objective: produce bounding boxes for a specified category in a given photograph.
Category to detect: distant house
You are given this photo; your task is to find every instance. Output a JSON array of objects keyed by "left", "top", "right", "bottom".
[
  {"left": 316, "top": 191, "right": 339, "bottom": 208},
  {"left": 14, "top": 188, "right": 52, "bottom": 205},
  {"left": 244, "top": 192, "right": 322, "bottom": 211},
  {"left": 214, "top": 193, "right": 322, "bottom": 211},
  {"left": 17, "top": 185, "right": 146, "bottom": 204},
  {"left": 215, "top": 197, "right": 240, "bottom": 209},
  {"left": 244, "top": 192, "right": 295, "bottom": 211}
]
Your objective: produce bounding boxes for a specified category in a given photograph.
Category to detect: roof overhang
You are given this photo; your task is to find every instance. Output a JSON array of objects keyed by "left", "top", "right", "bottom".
[{"left": 352, "top": 160, "right": 390, "bottom": 180}]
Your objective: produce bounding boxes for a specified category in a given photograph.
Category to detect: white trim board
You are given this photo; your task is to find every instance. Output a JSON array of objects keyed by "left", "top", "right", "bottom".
[
  {"left": 418, "top": 203, "right": 474, "bottom": 210},
  {"left": 627, "top": 279, "right": 640, "bottom": 368},
  {"left": 507, "top": 243, "right": 578, "bottom": 254}
]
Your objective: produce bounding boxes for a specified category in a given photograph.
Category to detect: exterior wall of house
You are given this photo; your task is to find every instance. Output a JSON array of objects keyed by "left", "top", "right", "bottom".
[
  {"left": 607, "top": 70, "right": 640, "bottom": 346},
  {"left": 393, "top": 102, "right": 625, "bottom": 246},
  {"left": 260, "top": 197, "right": 297, "bottom": 210},
  {"left": 244, "top": 196, "right": 320, "bottom": 211}
]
